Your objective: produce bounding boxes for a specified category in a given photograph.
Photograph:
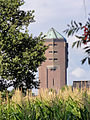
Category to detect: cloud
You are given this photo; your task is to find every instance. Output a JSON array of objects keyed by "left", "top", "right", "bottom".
[
  {"left": 71, "top": 67, "right": 86, "bottom": 78},
  {"left": 21, "top": 0, "right": 88, "bottom": 23},
  {"left": 20, "top": 0, "right": 90, "bottom": 36}
]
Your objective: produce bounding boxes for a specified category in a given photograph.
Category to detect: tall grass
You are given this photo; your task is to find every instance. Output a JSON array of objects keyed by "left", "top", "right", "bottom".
[{"left": 0, "top": 87, "right": 90, "bottom": 120}]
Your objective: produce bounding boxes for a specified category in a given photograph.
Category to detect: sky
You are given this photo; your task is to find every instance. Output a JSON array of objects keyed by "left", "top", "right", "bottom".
[{"left": 21, "top": 0, "right": 90, "bottom": 86}]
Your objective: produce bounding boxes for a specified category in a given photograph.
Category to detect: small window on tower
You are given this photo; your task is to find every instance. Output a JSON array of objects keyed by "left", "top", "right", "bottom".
[
  {"left": 49, "top": 44, "right": 53, "bottom": 46},
  {"left": 54, "top": 44, "right": 57, "bottom": 46},
  {"left": 49, "top": 51, "right": 53, "bottom": 53},
  {"left": 54, "top": 58, "right": 58, "bottom": 60},
  {"left": 53, "top": 78, "right": 54, "bottom": 86},
  {"left": 54, "top": 51, "right": 58, "bottom": 53},
  {"left": 49, "top": 58, "right": 53, "bottom": 60},
  {"left": 50, "top": 68, "right": 56, "bottom": 71}
]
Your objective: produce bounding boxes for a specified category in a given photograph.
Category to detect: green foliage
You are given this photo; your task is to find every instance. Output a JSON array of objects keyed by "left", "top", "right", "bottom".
[
  {"left": 64, "top": 21, "right": 82, "bottom": 37},
  {"left": 1, "top": 90, "right": 15, "bottom": 100},
  {"left": 64, "top": 17, "right": 90, "bottom": 65},
  {"left": 0, "top": 89, "right": 90, "bottom": 120},
  {"left": 0, "top": 0, "right": 47, "bottom": 90}
]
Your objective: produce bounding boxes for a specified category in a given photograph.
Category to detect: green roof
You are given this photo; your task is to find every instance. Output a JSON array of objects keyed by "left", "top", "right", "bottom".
[{"left": 45, "top": 28, "right": 66, "bottom": 40}]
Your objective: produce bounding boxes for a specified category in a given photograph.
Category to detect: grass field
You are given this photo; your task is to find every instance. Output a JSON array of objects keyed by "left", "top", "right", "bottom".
[{"left": 0, "top": 87, "right": 90, "bottom": 120}]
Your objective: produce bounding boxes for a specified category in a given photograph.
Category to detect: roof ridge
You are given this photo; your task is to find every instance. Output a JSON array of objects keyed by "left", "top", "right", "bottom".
[{"left": 51, "top": 28, "right": 58, "bottom": 39}]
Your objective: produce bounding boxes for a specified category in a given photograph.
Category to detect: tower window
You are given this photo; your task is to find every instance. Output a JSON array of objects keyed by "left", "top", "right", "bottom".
[
  {"left": 49, "top": 51, "right": 58, "bottom": 53},
  {"left": 49, "top": 44, "right": 53, "bottom": 46},
  {"left": 54, "top": 58, "right": 58, "bottom": 60},
  {"left": 53, "top": 78, "right": 54, "bottom": 86},
  {"left": 49, "top": 44, "right": 57, "bottom": 46},
  {"left": 49, "top": 58, "right": 53, "bottom": 60},
  {"left": 51, "top": 68, "right": 56, "bottom": 71},
  {"left": 54, "top": 51, "right": 58, "bottom": 53},
  {"left": 54, "top": 44, "right": 57, "bottom": 46},
  {"left": 49, "top": 51, "right": 53, "bottom": 53},
  {"left": 49, "top": 58, "right": 58, "bottom": 60}
]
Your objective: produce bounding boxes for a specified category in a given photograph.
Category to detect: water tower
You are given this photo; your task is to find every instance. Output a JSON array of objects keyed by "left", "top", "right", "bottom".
[{"left": 39, "top": 28, "right": 68, "bottom": 90}]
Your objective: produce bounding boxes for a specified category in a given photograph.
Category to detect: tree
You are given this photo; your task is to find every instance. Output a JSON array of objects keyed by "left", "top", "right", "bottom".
[
  {"left": 64, "top": 16, "right": 90, "bottom": 65},
  {"left": 0, "top": 0, "right": 47, "bottom": 91}
]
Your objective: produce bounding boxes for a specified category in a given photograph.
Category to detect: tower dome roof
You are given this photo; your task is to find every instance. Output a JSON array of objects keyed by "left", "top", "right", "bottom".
[{"left": 45, "top": 28, "right": 66, "bottom": 42}]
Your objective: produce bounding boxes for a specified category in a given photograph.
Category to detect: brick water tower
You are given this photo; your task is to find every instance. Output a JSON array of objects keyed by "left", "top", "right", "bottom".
[{"left": 39, "top": 28, "right": 68, "bottom": 90}]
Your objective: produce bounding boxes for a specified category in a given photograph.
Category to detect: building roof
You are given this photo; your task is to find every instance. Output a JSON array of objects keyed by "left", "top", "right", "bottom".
[{"left": 45, "top": 28, "right": 66, "bottom": 41}]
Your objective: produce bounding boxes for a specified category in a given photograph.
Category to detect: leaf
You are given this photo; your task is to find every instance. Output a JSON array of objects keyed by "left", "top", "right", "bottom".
[
  {"left": 72, "top": 41, "right": 77, "bottom": 48},
  {"left": 85, "top": 49, "right": 90, "bottom": 54},
  {"left": 67, "top": 24, "right": 70, "bottom": 27},
  {"left": 79, "top": 22, "right": 82, "bottom": 27},
  {"left": 63, "top": 29, "right": 69, "bottom": 34},
  {"left": 76, "top": 28, "right": 80, "bottom": 32},
  {"left": 81, "top": 57, "right": 87, "bottom": 64},
  {"left": 68, "top": 30, "right": 73, "bottom": 36},
  {"left": 71, "top": 20, "right": 74, "bottom": 28},
  {"left": 88, "top": 58, "right": 90, "bottom": 65},
  {"left": 74, "top": 21, "right": 78, "bottom": 27},
  {"left": 88, "top": 18, "right": 90, "bottom": 22},
  {"left": 75, "top": 35, "right": 83, "bottom": 39},
  {"left": 83, "top": 46, "right": 90, "bottom": 49},
  {"left": 77, "top": 41, "right": 81, "bottom": 48}
]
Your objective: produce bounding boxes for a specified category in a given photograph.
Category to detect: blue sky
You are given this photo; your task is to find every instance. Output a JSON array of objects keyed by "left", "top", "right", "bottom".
[{"left": 21, "top": 0, "right": 90, "bottom": 85}]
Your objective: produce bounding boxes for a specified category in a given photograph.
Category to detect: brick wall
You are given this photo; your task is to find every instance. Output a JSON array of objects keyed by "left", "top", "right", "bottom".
[{"left": 39, "top": 38, "right": 67, "bottom": 90}]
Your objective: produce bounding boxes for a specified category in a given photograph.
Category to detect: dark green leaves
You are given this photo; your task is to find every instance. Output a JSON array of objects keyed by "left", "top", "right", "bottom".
[
  {"left": 64, "top": 16, "right": 90, "bottom": 65},
  {"left": 0, "top": 0, "right": 48, "bottom": 91},
  {"left": 64, "top": 21, "right": 82, "bottom": 37},
  {"left": 81, "top": 57, "right": 88, "bottom": 64},
  {"left": 72, "top": 40, "right": 82, "bottom": 48}
]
